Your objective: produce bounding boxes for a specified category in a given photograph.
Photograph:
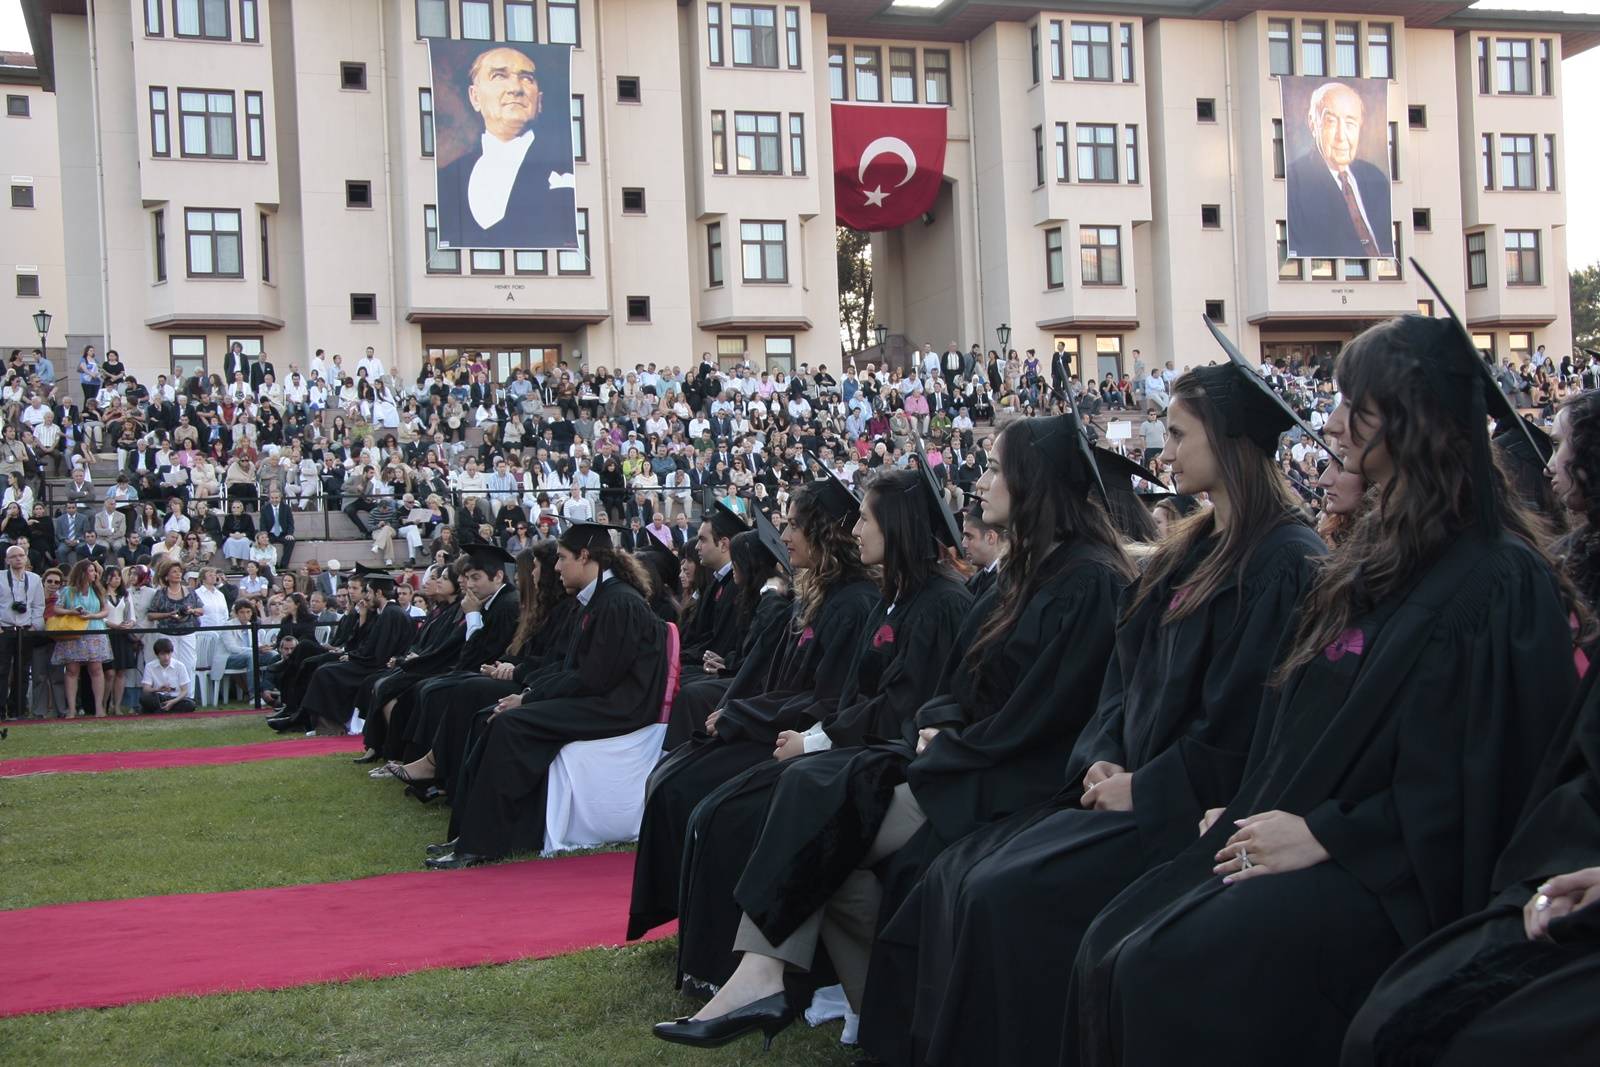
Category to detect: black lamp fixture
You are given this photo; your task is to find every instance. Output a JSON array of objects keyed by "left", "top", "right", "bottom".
[
  {"left": 32, "top": 308, "right": 51, "bottom": 359},
  {"left": 996, "top": 322, "right": 1011, "bottom": 352},
  {"left": 874, "top": 323, "right": 887, "bottom": 350}
]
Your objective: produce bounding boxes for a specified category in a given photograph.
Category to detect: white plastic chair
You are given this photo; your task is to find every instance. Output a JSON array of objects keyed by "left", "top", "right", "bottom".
[{"left": 541, "top": 622, "right": 681, "bottom": 855}]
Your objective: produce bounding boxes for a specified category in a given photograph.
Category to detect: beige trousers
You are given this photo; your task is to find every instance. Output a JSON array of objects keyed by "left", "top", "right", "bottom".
[{"left": 733, "top": 781, "right": 927, "bottom": 1010}]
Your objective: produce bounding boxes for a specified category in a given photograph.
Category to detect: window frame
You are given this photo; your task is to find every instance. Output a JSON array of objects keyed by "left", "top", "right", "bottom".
[
  {"left": 1030, "top": 23, "right": 1042, "bottom": 85},
  {"left": 9, "top": 182, "right": 32, "bottom": 209},
  {"left": 558, "top": 209, "right": 591, "bottom": 275},
  {"left": 177, "top": 87, "right": 237, "bottom": 160},
  {"left": 1124, "top": 124, "right": 1139, "bottom": 183},
  {"left": 14, "top": 272, "right": 39, "bottom": 298},
  {"left": 259, "top": 211, "right": 271, "bottom": 282},
  {"left": 739, "top": 219, "right": 788, "bottom": 284},
  {"left": 1267, "top": 18, "right": 1293, "bottom": 77},
  {"left": 1272, "top": 118, "right": 1285, "bottom": 179},
  {"left": 419, "top": 88, "right": 436, "bottom": 157},
  {"left": 459, "top": 0, "right": 493, "bottom": 41},
  {"left": 1054, "top": 122, "right": 1069, "bottom": 182},
  {"left": 1033, "top": 125, "right": 1045, "bottom": 187},
  {"left": 616, "top": 76, "right": 641, "bottom": 104},
  {"left": 853, "top": 45, "right": 882, "bottom": 102},
  {"left": 924, "top": 49, "right": 951, "bottom": 106},
  {"left": 149, "top": 86, "right": 171, "bottom": 157},
  {"left": 1477, "top": 37, "right": 1491, "bottom": 94},
  {"left": 1496, "top": 38, "right": 1533, "bottom": 95},
  {"left": 1544, "top": 134, "right": 1557, "bottom": 192},
  {"left": 513, "top": 250, "right": 548, "bottom": 276},
  {"left": 788, "top": 114, "right": 806, "bottom": 176},
  {"left": 345, "top": 179, "right": 372, "bottom": 209},
  {"left": 145, "top": 0, "right": 165, "bottom": 36},
  {"left": 1387, "top": 121, "right": 1398, "bottom": 181},
  {"left": 1276, "top": 220, "right": 1302, "bottom": 280},
  {"left": 621, "top": 187, "right": 646, "bottom": 214},
  {"left": 1482, "top": 133, "right": 1495, "bottom": 191},
  {"left": 734, "top": 111, "right": 783, "bottom": 175},
  {"left": 571, "top": 94, "right": 586, "bottom": 162},
  {"left": 707, "top": 2, "right": 724, "bottom": 66},
  {"left": 350, "top": 293, "right": 378, "bottom": 322},
  {"left": 1048, "top": 20, "right": 1064, "bottom": 80},
  {"left": 1075, "top": 123, "right": 1118, "bottom": 184},
  {"left": 3, "top": 94, "right": 25, "bottom": 118},
  {"left": 1538, "top": 38, "right": 1553, "bottom": 95},
  {"left": 239, "top": 0, "right": 259, "bottom": 42},
  {"left": 548, "top": 0, "right": 580, "bottom": 47},
  {"left": 707, "top": 221, "right": 724, "bottom": 287},
  {"left": 1070, "top": 21, "right": 1112, "bottom": 82},
  {"left": 1499, "top": 133, "right": 1536, "bottom": 191},
  {"left": 424, "top": 204, "right": 461, "bottom": 274},
  {"left": 1079, "top": 225, "right": 1122, "bottom": 286},
  {"left": 153, "top": 208, "right": 168, "bottom": 282},
  {"left": 1045, "top": 226, "right": 1064, "bottom": 289},
  {"left": 505, "top": 0, "right": 536, "bottom": 42},
  {"left": 1466, "top": 231, "right": 1488, "bottom": 290},
  {"left": 1504, "top": 228, "right": 1541, "bottom": 287},
  {"left": 244, "top": 90, "right": 265, "bottom": 161},
  {"left": 1300, "top": 20, "right": 1326, "bottom": 78},
  {"left": 1368, "top": 22, "right": 1393, "bottom": 80},
  {"left": 1120, "top": 23, "right": 1135, "bottom": 82},
  {"left": 828, "top": 44, "right": 847, "bottom": 101},
  {"left": 416, "top": 0, "right": 450, "bottom": 39},
  {"left": 784, "top": 6, "right": 802, "bottom": 69},
  {"left": 626, "top": 296, "right": 652, "bottom": 324},
  {"left": 711, "top": 110, "right": 728, "bottom": 174},
  {"left": 890, "top": 47, "right": 918, "bottom": 103},
  {"left": 1200, "top": 204, "right": 1221, "bottom": 229},
  {"left": 1412, "top": 208, "right": 1432, "bottom": 232},
  {"left": 730, "top": 4, "right": 780, "bottom": 69},
  {"left": 1334, "top": 21, "right": 1360, "bottom": 78},
  {"left": 173, "top": 0, "right": 231, "bottom": 41},
  {"left": 470, "top": 249, "right": 505, "bottom": 276},
  {"left": 183, "top": 207, "right": 244, "bottom": 279},
  {"left": 1375, "top": 223, "right": 1403, "bottom": 280},
  {"left": 340, "top": 62, "right": 368, "bottom": 92}
]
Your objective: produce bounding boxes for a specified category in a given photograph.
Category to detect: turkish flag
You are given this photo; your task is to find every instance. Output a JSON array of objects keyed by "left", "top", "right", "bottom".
[{"left": 832, "top": 103, "right": 948, "bottom": 232}]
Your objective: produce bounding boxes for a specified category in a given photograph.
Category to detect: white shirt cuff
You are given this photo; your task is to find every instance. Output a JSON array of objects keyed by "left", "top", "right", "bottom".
[
  {"left": 464, "top": 611, "right": 484, "bottom": 640},
  {"left": 801, "top": 724, "right": 833, "bottom": 753}
]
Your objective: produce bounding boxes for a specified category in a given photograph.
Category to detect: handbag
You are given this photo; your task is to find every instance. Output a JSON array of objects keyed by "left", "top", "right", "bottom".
[{"left": 44, "top": 611, "right": 89, "bottom": 639}]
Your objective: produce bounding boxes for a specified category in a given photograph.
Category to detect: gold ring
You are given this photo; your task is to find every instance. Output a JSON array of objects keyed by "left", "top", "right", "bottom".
[{"left": 1534, "top": 893, "right": 1551, "bottom": 911}]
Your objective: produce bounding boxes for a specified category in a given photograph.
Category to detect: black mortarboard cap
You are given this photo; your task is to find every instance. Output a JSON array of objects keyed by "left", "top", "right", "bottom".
[
  {"left": 912, "top": 440, "right": 962, "bottom": 549},
  {"left": 1093, "top": 447, "right": 1168, "bottom": 496},
  {"left": 804, "top": 451, "right": 861, "bottom": 524},
  {"left": 352, "top": 562, "right": 396, "bottom": 591},
  {"left": 1021, "top": 411, "right": 1103, "bottom": 502},
  {"left": 703, "top": 494, "right": 750, "bottom": 540},
  {"left": 460, "top": 541, "right": 515, "bottom": 577},
  {"left": 751, "top": 506, "right": 792, "bottom": 574},
  {"left": 559, "top": 521, "right": 621, "bottom": 554},
  {"left": 1196, "top": 316, "right": 1334, "bottom": 457}
]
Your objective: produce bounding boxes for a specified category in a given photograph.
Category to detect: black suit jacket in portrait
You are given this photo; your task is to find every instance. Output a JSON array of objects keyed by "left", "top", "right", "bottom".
[
  {"left": 1286, "top": 152, "right": 1393, "bottom": 260},
  {"left": 435, "top": 130, "right": 577, "bottom": 251}
]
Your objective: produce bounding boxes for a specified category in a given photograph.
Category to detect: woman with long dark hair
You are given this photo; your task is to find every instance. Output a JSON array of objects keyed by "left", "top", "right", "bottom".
[
  {"left": 666, "top": 467, "right": 972, "bottom": 994},
  {"left": 1549, "top": 389, "right": 1600, "bottom": 613},
  {"left": 858, "top": 358, "right": 1329, "bottom": 1067},
  {"left": 1068, "top": 314, "right": 1582, "bottom": 1067},
  {"left": 629, "top": 477, "right": 879, "bottom": 942},
  {"left": 655, "top": 415, "right": 1136, "bottom": 1051}
]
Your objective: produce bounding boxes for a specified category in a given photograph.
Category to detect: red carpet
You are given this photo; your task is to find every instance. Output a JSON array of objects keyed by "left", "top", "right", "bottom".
[
  {"left": 0, "top": 736, "right": 363, "bottom": 778},
  {"left": 6, "top": 708, "right": 266, "bottom": 726},
  {"left": 0, "top": 851, "right": 670, "bottom": 1016}
]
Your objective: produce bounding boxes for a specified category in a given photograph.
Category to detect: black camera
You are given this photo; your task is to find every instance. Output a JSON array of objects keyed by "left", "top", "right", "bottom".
[{"left": 9, "top": 602, "right": 24, "bottom": 615}]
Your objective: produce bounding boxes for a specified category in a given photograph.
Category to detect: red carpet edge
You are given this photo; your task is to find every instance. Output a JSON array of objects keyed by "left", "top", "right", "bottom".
[{"left": 0, "top": 735, "right": 363, "bottom": 777}]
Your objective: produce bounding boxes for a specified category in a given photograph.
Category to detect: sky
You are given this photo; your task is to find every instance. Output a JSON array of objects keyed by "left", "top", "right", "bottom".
[{"left": 0, "top": 0, "right": 1596, "bottom": 268}]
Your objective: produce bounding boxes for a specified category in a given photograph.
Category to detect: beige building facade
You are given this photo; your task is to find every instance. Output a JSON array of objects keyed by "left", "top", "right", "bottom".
[
  {"left": 1, "top": 51, "right": 67, "bottom": 362},
  {"left": 17, "top": 0, "right": 1599, "bottom": 388}
]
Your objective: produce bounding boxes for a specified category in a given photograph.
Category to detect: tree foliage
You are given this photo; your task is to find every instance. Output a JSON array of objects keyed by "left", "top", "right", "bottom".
[
  {"left": 837, "top": 227, "right": 873, "bottom": 352},
  {"left": 1573, "top": 265, "right": 1600, "bottom": 351}
]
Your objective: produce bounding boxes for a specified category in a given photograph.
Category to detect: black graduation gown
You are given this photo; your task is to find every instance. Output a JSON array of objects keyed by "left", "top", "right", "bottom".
[
  {"left": 447, "top": 576, "right": 669, "bottom": 858},
  {"left": 1068, "top": 532, "right": 1578, "bottom": 1067},
  {"left": 385, "top": 583, "right": 520, "bottom": 756},
  {"left": 627, "top": 578, "right": 880, "bottom": 941},
  {"left": 275, "top": 610, "right": 360, "bottom": 713},
  {"left": 1342, "top": 671, "right": 1600, "bottom": 1067},
  {"left": 672, "top": 571, "right": 972, "bottom": 989},
  {"left": 358, "top": 603, "right": 464, "bottom": 751},
  {"left": 666, "top": 588, "right": 793, "bottom": 749},
  {"left": 734, "top": 541, "right": 1131, "bottom": 951},
  {"left": 858, "top": 522, "right": 1323, "bottom": 1067},
  {"left": 678, "top": 567, "right": 739, "bottom": 668},
  {"left": 299, "top": 602, "right": 418, "bottom": 729}
]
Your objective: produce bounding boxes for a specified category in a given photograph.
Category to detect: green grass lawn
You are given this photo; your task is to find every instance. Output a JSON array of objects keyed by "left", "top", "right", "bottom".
[{"left": 0, "top": 716, "right": 859, "bottom": 1065}]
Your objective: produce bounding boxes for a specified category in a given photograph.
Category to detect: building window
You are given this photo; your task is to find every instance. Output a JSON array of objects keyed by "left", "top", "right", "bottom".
[
  {"left": 1505, "top": 229, "right": 1541, "bottom": 286},
  {"left": 1268, "top": 18, "right": 1293, "bottom": 76},
  {"left": 1334, "top": 21, "right": 1360, "bottom": 78},
  {"left": 1032, "top": 126, "right": 1045, "bottom": 186},
  {"left": 1368, "top": 23, "right": 1392, "bottom": 79},
  {"left": 169, "top": 336, "right": 207, "bottom": 382},
  {"left": 350, "top": 293, "right": 377, "bottom": 321},
  {"left": 1120, "top": 23, "right": 1135, "bottom": 81},
  {"left": 1482, "top": 133, "right": 1495, "bottom": 190},
  {"left": 1417, "top": 299, "right": 1434, "bottom": 316},
  {"left": 890, "top": 48, "right": 917, "bottom": 102},
  {"left": 1071, "top": 22, "right": 1112, "bottom": 81},
  {"left": 1544, "top": 134, "right": 1557, "bottom": 191},
  {"left": 1408, "top": 104, "right": 1426, "bottom": 129},
  {"left": 418, "top": 89, "right": 435, "bottom": 156},
  {"left": 1276, "top": 220, "right": 1301, "bottom": 280},
  {"left": 548, "top": 0, "right": 579, "bottom": 47},
  {"left": 174, "top": 0, "right": 230, "bottom": 39},
  {"left": 617, "top": 76, "right": 641, "bottom": 103},
  {"left": 9, "top": 182, "right": 32, "bottom": 209},
  {"left": 1477, "top": 36, "right": 1491, "bottom": 93},
  {"left": 828, "top": 44, "right": 847, "bottom": 100},
  {"left": 1124, "top": 125, "right": 1139, "bottom": 183},
  {"left": 178, "top": 90, "right": 236, "bottom": 159},
  {"left": 707, "top": 221, "right": 723, "bottom": 286},
  {"left": 731, "top": 5, "right": 779, "bottom": 68},
  {"left": 710, "top": 110, "right": 728, "bottom": 173},
  {"left": 1080, "top": 226, "right": 1121, "bottom": 285},
  {"left": 1310, "top": 258, "right": 1336, "bottom": 280},
  {"left": 1500, "top": 134, "right": 1535, "bottom": 190},
  {"left": 1539, "top": 39, "right": 1553, "bottom": 95},
  {"left": 506, "top": 0, "right": 535, "bottom": 41},
  {"left": 785, "top": 6, "right": 801, "bottom": 69},
  {"left": 240, "top": 0, "right": 259, "bottom": 42},
  {"left": 570, "top": 95, "right": 586, "bottom": 161},
  {"left": 244, "top": 91, "right": 265, "bottom": 161},
  {"left": 4, "top": 94, "right": 26, "bottom": 118},
  {"left": 460, "top": 0, "right": 492, "bottom": 40},
  {"left": 470, "top": 249, "right": 504, "bottom": 275},
  {"left": 345, "top": 180, "right": 372, "bottom": 208},
  {"left": 1472, "top": 333, "right": 1495, "bottom": 361},
  {"left": 1413, "top": 208, "right": 1431, "bottom": 232},
  {"left": 788, "top": 114, "right": 805, "bottom": 175},
  {"left": 764, "top": 336, "right": 795, "bottom": 373},
  {"left": 416, "top": 0, "right": 449, "bottom": 38},
  {"left": 1346, "top": 259, "right": 1372, "bottom": 282},
  {"left": 1376, "top": 223, "right": 1403, "bottom": 280},
  {"left": 735, "top": 112, "right": 782, "bottom": 174},
  {"left": 716, "top": 336, "right": 748, "bottom": 368},
  {"left": 1030, "top": 24, "right": 1041, "bottom": 85},
  {"left": 1075, "top": 124, "right": 1117, "bottom": 183},
  {"left": 1509, "top": 331, "right": 1533, "bottom": 364},
  {"left": 706, "top": 3, "right": 723, "bottom": 65},
  {"left": 740, "top": 220, "right": 787, "bottom": 283},
  {"left": 1300, "top": 20, "right": 1326, "bottom": 77},
  {"left": 1466, "top": 231, "right": 1487, "bottom": 289},
  {"left": 513, "top": 250, "right": 547, "bottom": 274},
  {"left": 150, "top": 87, "right": 171, "bottom": 157},
  {"left": 153, "top": 209, "right": 168, "bottom": 281},
  {"left": 621, "top": 187, "right": 646, "bottom": 214},
  {"left": 924, "top": 49, "right": 951, "bottom": 105},
  {"left": 1204, "top": 299, "right": 1226, "bottom": 323},
  {"left": 1496, "top": 39, "right": 1532, "bottom": 94},
  {"left": 1045, "top": 227, "right": 1064, "bottom": 289},
  {"left": 14, "top": 272, "right": 39, "bottom": 298},
  {"left": 1388, "top": 122, "right": 1399, "bottom": 179},
  {"left": 558, "top": 209, "right": 590, "bottom": 274},
  {"left": 1054, "top": 123, "right": 1069, "bottom": 181},
  {"left": 259, "top": 211, "right": 270, "bottom": 282},
  {"left": 1272, "top": 119, "right": 1285, "bottom": 178},
  {"left": 424, "top": 205, "right": 459, "bottom": 273},
  {"left": 1196, "top": 98, "right": 1215, "bottom": 122},
  {"left": 341, "top": 62, "right": 367, "bottom": 91},
  {"left": 854, "top": 46, "right": 881, "bottom": 102},
  {"left": 1048, "top": 21, "right": 1064, "bottom": 79},
  {"left": 145, "top": 0, "right": 164, "bottom": 35},
  {"left": 626, "top": 296, "right": 651, "bottom": 322},
  {"left": 184, "top": 208, "right": 243, "bottom": 277},
  {"left": 1200, "top": 204, "right": 1221, "bottom": 228}
]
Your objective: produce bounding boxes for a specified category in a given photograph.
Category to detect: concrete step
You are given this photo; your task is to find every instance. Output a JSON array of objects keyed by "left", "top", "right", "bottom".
[{"left": 295, "top": 539, "right": 429, "bottom": 568}]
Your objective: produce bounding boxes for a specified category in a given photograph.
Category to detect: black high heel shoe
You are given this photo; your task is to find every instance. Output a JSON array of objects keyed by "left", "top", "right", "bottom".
[{"left": 652, "top": 992, "right": 795, "bottom": 1051}]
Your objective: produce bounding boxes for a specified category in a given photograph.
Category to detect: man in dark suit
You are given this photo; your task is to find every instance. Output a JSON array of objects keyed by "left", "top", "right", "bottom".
[
  {"left": 224, "top": 342, "right": 255, "bottom": 390},
  {"left": 260, "top": 489, "right": 297, "bottom": 569},
  {"left": 435, "top": 46, "right": 576, "bottom": 251},
  {"left": 1286, "top": 80, "right": 1393, "bottom": 260}
]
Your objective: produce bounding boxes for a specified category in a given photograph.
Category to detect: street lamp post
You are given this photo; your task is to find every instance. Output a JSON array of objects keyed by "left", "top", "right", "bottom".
[
  {"left": 32, "top": 308, "right": 51, "bottom": 361},
  {"left": 996, "top": 322, "right": 1011, "bottom": 357},
  {"left": 874, "top": 322, "right": 887, "bottom": 355}
]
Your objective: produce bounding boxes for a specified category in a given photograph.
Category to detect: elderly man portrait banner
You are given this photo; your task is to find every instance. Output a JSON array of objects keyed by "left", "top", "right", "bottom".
[
  {"left": 1282, "top": 75, "right": 1394, "bottom": 261},
  {"left": 430, "top": 40, "right": 577, "bottom": 251}
]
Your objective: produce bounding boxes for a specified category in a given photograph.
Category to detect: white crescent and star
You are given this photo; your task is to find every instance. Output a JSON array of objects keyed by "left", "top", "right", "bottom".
[{"left": 857, "top": 136, "right": 918, "bottom": 208}]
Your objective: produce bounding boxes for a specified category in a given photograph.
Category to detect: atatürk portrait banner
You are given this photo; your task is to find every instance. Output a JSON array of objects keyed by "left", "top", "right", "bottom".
[
  {"left": 1281, "top": 75, "right": 1394, "bottom": 261},
  {"left": 429, "top": 39, "right": 577, "bottom": 251}
]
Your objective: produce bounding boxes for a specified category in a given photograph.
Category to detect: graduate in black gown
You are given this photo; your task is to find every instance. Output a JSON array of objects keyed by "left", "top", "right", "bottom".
[
  {"left": 958, "top": 510, "right": 1003, "bottom": 601},
  {"left": 425, "top": 522, "right": 670, "bottom": 868},
  {"left": 654, "top": 412, "right": 1136, "bottom": 1052},
  {"left": 667, "top": 514, "right": 794, "bottom": 749},
  {"left": 671, "top": 497, "right": 747, "bottom": 704},
  {"left": 859, "top": 354, "right": 1329, "bottom": 1067},
  {"left": 1067, "top": 310, "right": 1583, "bottom": 1067},
  {"left": 669, "top": 466, "right": 971, "bottom": 991},
  {"left": 266, "top": 581, "right": 365, "bottom": 731},
  {"left": 296, "top": 564, "right": 418, "bottom": 734},
  {"left": 352, "top": 565, "right": 464, "bottom": 762},
  {"left": 1549, "top": 389, "right": 1600, "bottom": 617},
  {"left": 628, "top": 477, "right": 878, "bottom": 943}
]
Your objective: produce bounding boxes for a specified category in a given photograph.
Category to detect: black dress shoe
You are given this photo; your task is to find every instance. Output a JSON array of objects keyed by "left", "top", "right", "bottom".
[
  {"left": 652, "top": 992, "right": 796, "bottom": 1051},
  {"left": 407, "top": 784, "right": 447, "bottom": 805},
  {"left": 425, "top": 838, "right": 459, "bottom": 857},
  {"left": 424, "top": 851, "right": 491, "bottom": 870},
  {"left": 352, "top": 749, "right": 380, "bottom": 764},
  {"left": 266, "top": 714, "right": 298, "bottom": 733}
]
